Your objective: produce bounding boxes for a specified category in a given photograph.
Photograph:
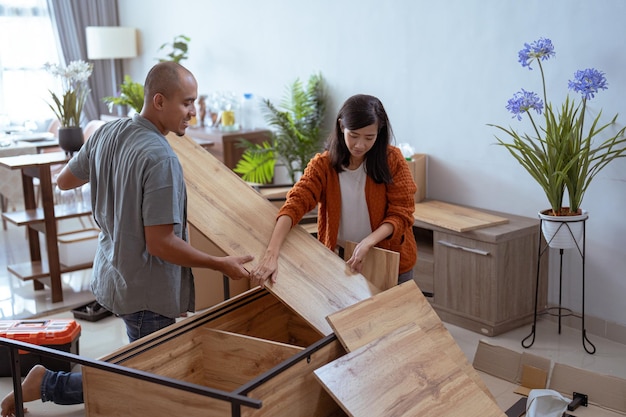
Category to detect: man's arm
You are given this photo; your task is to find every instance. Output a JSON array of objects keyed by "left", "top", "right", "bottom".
[
  {"left": 144, "top": 224, "right": 253, "bottom": 280},
  {"left": 56, "top": 164, "right": 88, "bottom": 190}
]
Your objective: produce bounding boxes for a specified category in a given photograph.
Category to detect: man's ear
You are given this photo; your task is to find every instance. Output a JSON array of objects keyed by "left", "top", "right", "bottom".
[{"left": 153, "top": 92, "right": 165, "bottom": 110}]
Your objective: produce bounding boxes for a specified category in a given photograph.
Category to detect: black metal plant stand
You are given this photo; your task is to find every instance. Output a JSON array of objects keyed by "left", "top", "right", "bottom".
[{"left": 521, "top": 216, "right": 596, "bottom": 354}]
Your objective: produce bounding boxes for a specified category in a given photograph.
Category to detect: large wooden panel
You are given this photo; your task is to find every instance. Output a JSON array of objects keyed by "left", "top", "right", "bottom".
[
  {"left": 314, "top": 322, "right": 505, "bottom": 417},
  {"left": 414, "top": 200, "right": 509, "bottom": 232},
  {"left": 167, "top": 133, "right": 378, "bottom": 335},
  {"left": 325, "top": 281, "right": 495, "bottom": 402}
]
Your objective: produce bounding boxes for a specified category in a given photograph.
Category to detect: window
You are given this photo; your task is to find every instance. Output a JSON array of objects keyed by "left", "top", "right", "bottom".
[{"left": 0, "top": 0, "right": 60, "bottom": 127}]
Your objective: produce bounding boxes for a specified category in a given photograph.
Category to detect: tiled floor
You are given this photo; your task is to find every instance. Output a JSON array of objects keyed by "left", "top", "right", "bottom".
[{"left": 1, "top": 212, "right": 626, "bottom": 415}]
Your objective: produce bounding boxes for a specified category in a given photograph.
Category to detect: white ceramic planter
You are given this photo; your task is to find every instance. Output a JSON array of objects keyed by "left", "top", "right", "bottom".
[{"left": 538, "top": 209, "right": 588, "bottom": 249}]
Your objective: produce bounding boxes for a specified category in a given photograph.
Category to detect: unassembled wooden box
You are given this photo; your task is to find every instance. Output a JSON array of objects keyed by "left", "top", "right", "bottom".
[{"left": 81, "top": 135, "right": 505, "bottom": 417}]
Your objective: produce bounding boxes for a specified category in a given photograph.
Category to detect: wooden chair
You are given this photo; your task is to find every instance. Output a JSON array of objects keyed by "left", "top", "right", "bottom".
[{"left": 83, "top": 120, "right": 106, "bottom": 142}]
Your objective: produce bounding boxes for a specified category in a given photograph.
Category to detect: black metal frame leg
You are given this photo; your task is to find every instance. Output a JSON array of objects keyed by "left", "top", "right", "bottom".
[{"left": 521, "top": 217, "right": 595, "bottom": 354}]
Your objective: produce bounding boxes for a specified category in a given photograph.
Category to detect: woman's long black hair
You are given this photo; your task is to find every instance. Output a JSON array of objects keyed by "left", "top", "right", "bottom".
[{"left": 326, "top": 94, "right": 393, "bottom": 184}]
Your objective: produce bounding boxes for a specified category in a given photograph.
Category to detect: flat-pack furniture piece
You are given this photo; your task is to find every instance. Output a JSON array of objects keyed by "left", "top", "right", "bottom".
[{"left": 81, "top": 134, "right": 505, "bottom": 417}]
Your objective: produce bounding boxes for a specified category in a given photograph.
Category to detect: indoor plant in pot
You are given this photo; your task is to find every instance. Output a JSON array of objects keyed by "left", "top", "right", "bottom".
[
  {"left": 234, "top": 72, "right": 327, "bottom": 184},
  {"left": 102, "top": 74, "right": 144, "bottom": 116},
  {"left": 45, "top": 60, "right": 93, "bottom": 156},
  {"left": 490, "top": 37, "right": 626, "bottom": 249}
]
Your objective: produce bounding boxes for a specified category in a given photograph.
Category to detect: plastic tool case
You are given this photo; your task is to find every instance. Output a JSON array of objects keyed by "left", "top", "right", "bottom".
[{"left": 0, "top": 319, "right": 81, "bottom": 376}]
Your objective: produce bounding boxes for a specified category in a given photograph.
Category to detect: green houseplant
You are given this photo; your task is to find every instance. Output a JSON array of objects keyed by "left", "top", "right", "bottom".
[
  {"left": 234, "top": 73, "right": 327, "bottom": 184},
  {"left": 157, "top": 34, "right": 190, "bottom": 63},
  {"left": 102, "top": 75, "right": 144, "bottom": 114},
  {"left": 490, "top": 38, "right": 626, "bottom": 219},
  {"left": 45, "top": 60, "right": 93, "bottom": 155}
]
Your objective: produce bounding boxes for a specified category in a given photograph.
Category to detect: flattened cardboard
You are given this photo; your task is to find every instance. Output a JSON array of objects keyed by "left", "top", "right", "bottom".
[
  {"left": 513, "top": 365, "right": 548, "bottom": 396},
  {"left": 472, "top": 340, "right": 551, "bottom": 390},
  {"left": 473, "top": 340, "right": 626, "bottom": 416},
  {"left": 407, "top": 153, "right": 427, "bottom": 203},
  {"left": 550, "top": 363, "right": 626, "bottom": 414}
]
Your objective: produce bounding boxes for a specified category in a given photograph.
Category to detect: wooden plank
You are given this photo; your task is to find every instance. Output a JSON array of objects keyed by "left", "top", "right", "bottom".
[
  {"left": 326, "top": 280, "right": 496, "bottom": 402},
  {"left": 1, "top": 204, "right": 92, "bottom": 226},
  {"left": 167, "top": 133, "right": 378, "bottom": 336},
  {"left": 201, "top": 328, "right": 303, "bottom": 391},
  {"left": 314, "top": 322, "right": 505, "bottom": 417},
  {"left": 344, "top": 241, "right": 399, "bottom": 291},
  {"left": 414, "top": 200, "right": 509, "bottom": 232}
]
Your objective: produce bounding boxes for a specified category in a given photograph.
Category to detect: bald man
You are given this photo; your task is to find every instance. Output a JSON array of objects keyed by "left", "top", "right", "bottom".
[{"left": 1, "top": 62, "right": 253, "bottom": 415}]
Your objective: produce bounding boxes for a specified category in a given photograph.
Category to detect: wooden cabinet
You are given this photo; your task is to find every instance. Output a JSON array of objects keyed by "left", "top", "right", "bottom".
[
  {"left": 186, "top": 127, "right": 271, "bottom": 170},
  {"left": 413, "top": 206, "right": 548, "bottom": 336}
]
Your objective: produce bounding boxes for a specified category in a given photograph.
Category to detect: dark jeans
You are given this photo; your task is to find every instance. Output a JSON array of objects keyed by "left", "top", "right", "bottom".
[{"left": 41, "top": 310, "right": 175, "bottom": 405}]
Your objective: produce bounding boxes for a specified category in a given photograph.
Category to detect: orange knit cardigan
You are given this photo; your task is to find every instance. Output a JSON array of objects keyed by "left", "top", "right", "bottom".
[{"left": 278, "top": 145, "right": 417, "bottom": 274}]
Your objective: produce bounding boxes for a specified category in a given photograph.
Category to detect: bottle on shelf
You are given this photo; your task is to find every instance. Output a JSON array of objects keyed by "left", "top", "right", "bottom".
[{"left": 239, "top": 93, "right": 254, "bottom": 130}]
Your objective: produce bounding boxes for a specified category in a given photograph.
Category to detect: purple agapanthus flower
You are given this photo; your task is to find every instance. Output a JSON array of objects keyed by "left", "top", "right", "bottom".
[
  {"left": 568, "top": 68, "right": 608, "bottom": 100},
  {"left": 506, "top": 89, "right": 544, "bottom": 121},
  {"left": 518, "top": 38, "right": 555, "bottom": 70}
]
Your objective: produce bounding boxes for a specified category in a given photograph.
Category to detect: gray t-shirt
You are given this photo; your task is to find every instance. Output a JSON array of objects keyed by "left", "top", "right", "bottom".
[{"left": 68, "top": 114, "right": 194, "bottom": 318}]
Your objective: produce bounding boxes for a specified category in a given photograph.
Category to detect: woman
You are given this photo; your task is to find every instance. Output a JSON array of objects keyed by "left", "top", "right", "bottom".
[{"left": 251, "top": 94, "right": 417, "bottom": 286}]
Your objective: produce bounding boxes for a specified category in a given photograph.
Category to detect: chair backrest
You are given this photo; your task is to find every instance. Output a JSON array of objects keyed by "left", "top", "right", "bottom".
[
  {"left": 83, "top": 120, "right": 106, "bottom": 142},
  {"left": 47, "top": 118, "right": 61, "bottom": 137}
]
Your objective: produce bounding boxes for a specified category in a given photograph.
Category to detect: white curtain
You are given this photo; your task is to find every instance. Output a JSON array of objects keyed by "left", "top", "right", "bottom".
[{"left": 47, "top": 0, "right": 121, "bottom": 122}]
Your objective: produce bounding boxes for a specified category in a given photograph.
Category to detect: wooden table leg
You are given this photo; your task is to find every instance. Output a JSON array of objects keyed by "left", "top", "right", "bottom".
[
  {"left": 21, "top": 169, "right": 44, "bottom": 291},
  {"left": 38, "top": 166, "right": 63, "bottom": 302}
]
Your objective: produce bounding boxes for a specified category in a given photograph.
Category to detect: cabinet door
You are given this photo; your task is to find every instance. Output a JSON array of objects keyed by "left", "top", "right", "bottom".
[{"left": 433, "top": 231, "right": 497, "bottom": 321}]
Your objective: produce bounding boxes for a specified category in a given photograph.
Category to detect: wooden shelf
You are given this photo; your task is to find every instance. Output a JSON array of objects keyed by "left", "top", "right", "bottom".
[
  {"left": 8, "top": 260, "right": 93, "bottom": 281},
  {"left": 1, "top": 203, "right": 92, "bottom": 226}
]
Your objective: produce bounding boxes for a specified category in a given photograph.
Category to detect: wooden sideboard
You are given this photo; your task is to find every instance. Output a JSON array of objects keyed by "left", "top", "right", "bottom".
[
  {"left": 186, "top": 127, "right": 271, "bottom": 170},
  {"left": 413, "top": 203, "right": 548, "bottom": 336}
]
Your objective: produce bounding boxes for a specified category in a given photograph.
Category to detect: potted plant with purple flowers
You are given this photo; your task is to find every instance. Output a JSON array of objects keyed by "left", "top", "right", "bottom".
[{"left": 490, "top": 37, "right": 626, "bottom": 248}]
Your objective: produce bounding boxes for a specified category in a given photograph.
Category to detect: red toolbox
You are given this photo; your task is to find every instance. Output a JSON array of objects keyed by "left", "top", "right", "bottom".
[{"left": 0, "top": 319, "right": 81, "bottom": 376}]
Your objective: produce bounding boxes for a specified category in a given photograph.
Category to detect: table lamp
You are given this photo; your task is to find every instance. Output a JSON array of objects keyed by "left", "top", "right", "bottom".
[{"left": 85, "top": 26, "right": 138, "bottom": 106}]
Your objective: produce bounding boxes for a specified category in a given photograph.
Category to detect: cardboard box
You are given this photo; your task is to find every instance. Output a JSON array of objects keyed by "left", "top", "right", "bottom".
[
  {"left": 406, "top": 153, "right": 427, "bottom": 203},
  {"left": 0, "top": 319, "right": 81, "bottom": 376},
  {"left": 57, "top": 228, "right": 99, "bottom": 266},
  {"left": 473, "top": 340, "right": 626, "bottom": 416}
]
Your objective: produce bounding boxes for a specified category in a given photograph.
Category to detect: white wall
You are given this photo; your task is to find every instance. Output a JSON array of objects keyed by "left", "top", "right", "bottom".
[{"left": 118, "top": 0, "right": 626, "bottom": 328}]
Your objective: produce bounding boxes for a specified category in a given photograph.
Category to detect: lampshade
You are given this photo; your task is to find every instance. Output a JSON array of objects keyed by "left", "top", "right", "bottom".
[{"left": 86, "top": 26, "right": 138, "bottom": 60}]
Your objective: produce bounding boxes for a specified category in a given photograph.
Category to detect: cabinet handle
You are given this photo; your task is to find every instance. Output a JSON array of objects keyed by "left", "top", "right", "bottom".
[{"left": 437, "top": 240, "right": 490, "bottom": 256}]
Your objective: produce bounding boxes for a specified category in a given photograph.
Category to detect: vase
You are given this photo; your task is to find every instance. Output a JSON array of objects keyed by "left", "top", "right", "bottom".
[
  {"left": 58, "top": 126, "right": 84, "bottom": 156},
  {"left": 538, "top": 209, "right": 588, "bottom": 249}
]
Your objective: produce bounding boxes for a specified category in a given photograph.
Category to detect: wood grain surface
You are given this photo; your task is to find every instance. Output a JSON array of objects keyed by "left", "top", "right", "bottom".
[
  {"left": 414, "top": 200, "right": 509, "bottom": 232},
  {"left": 325, "top": 280, "right": 498, "bottom": 405},
  {"left": 344, "top": 241, "right": 399, "bottom": 291},
  {"left": 314, "top": 321, "right": 505, "bottom": 417},
  {"left": 167, "top": 134, "right": 379, "bottom": 335}
]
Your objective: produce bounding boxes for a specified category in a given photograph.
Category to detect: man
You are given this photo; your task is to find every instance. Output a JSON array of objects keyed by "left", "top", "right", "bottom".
[{"left": 1, "top": 61, "right": 253, "bottom": 416}]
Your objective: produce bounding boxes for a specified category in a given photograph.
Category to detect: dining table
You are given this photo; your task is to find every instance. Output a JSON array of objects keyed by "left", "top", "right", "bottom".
[
  {"left": 1, "top": 130, "right": 59, "bottom": 153},
  {"left": 0, "top": 150, "right": 91, "bottom": 303}
]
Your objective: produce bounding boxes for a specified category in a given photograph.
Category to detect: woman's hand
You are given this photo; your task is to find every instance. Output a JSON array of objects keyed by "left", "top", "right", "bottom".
[
  {"left": 249, "top": 251, "right": 279, "bottom": 287},
  {"left": 346, "top": 239, "right": 374, "bottom": 273}
]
